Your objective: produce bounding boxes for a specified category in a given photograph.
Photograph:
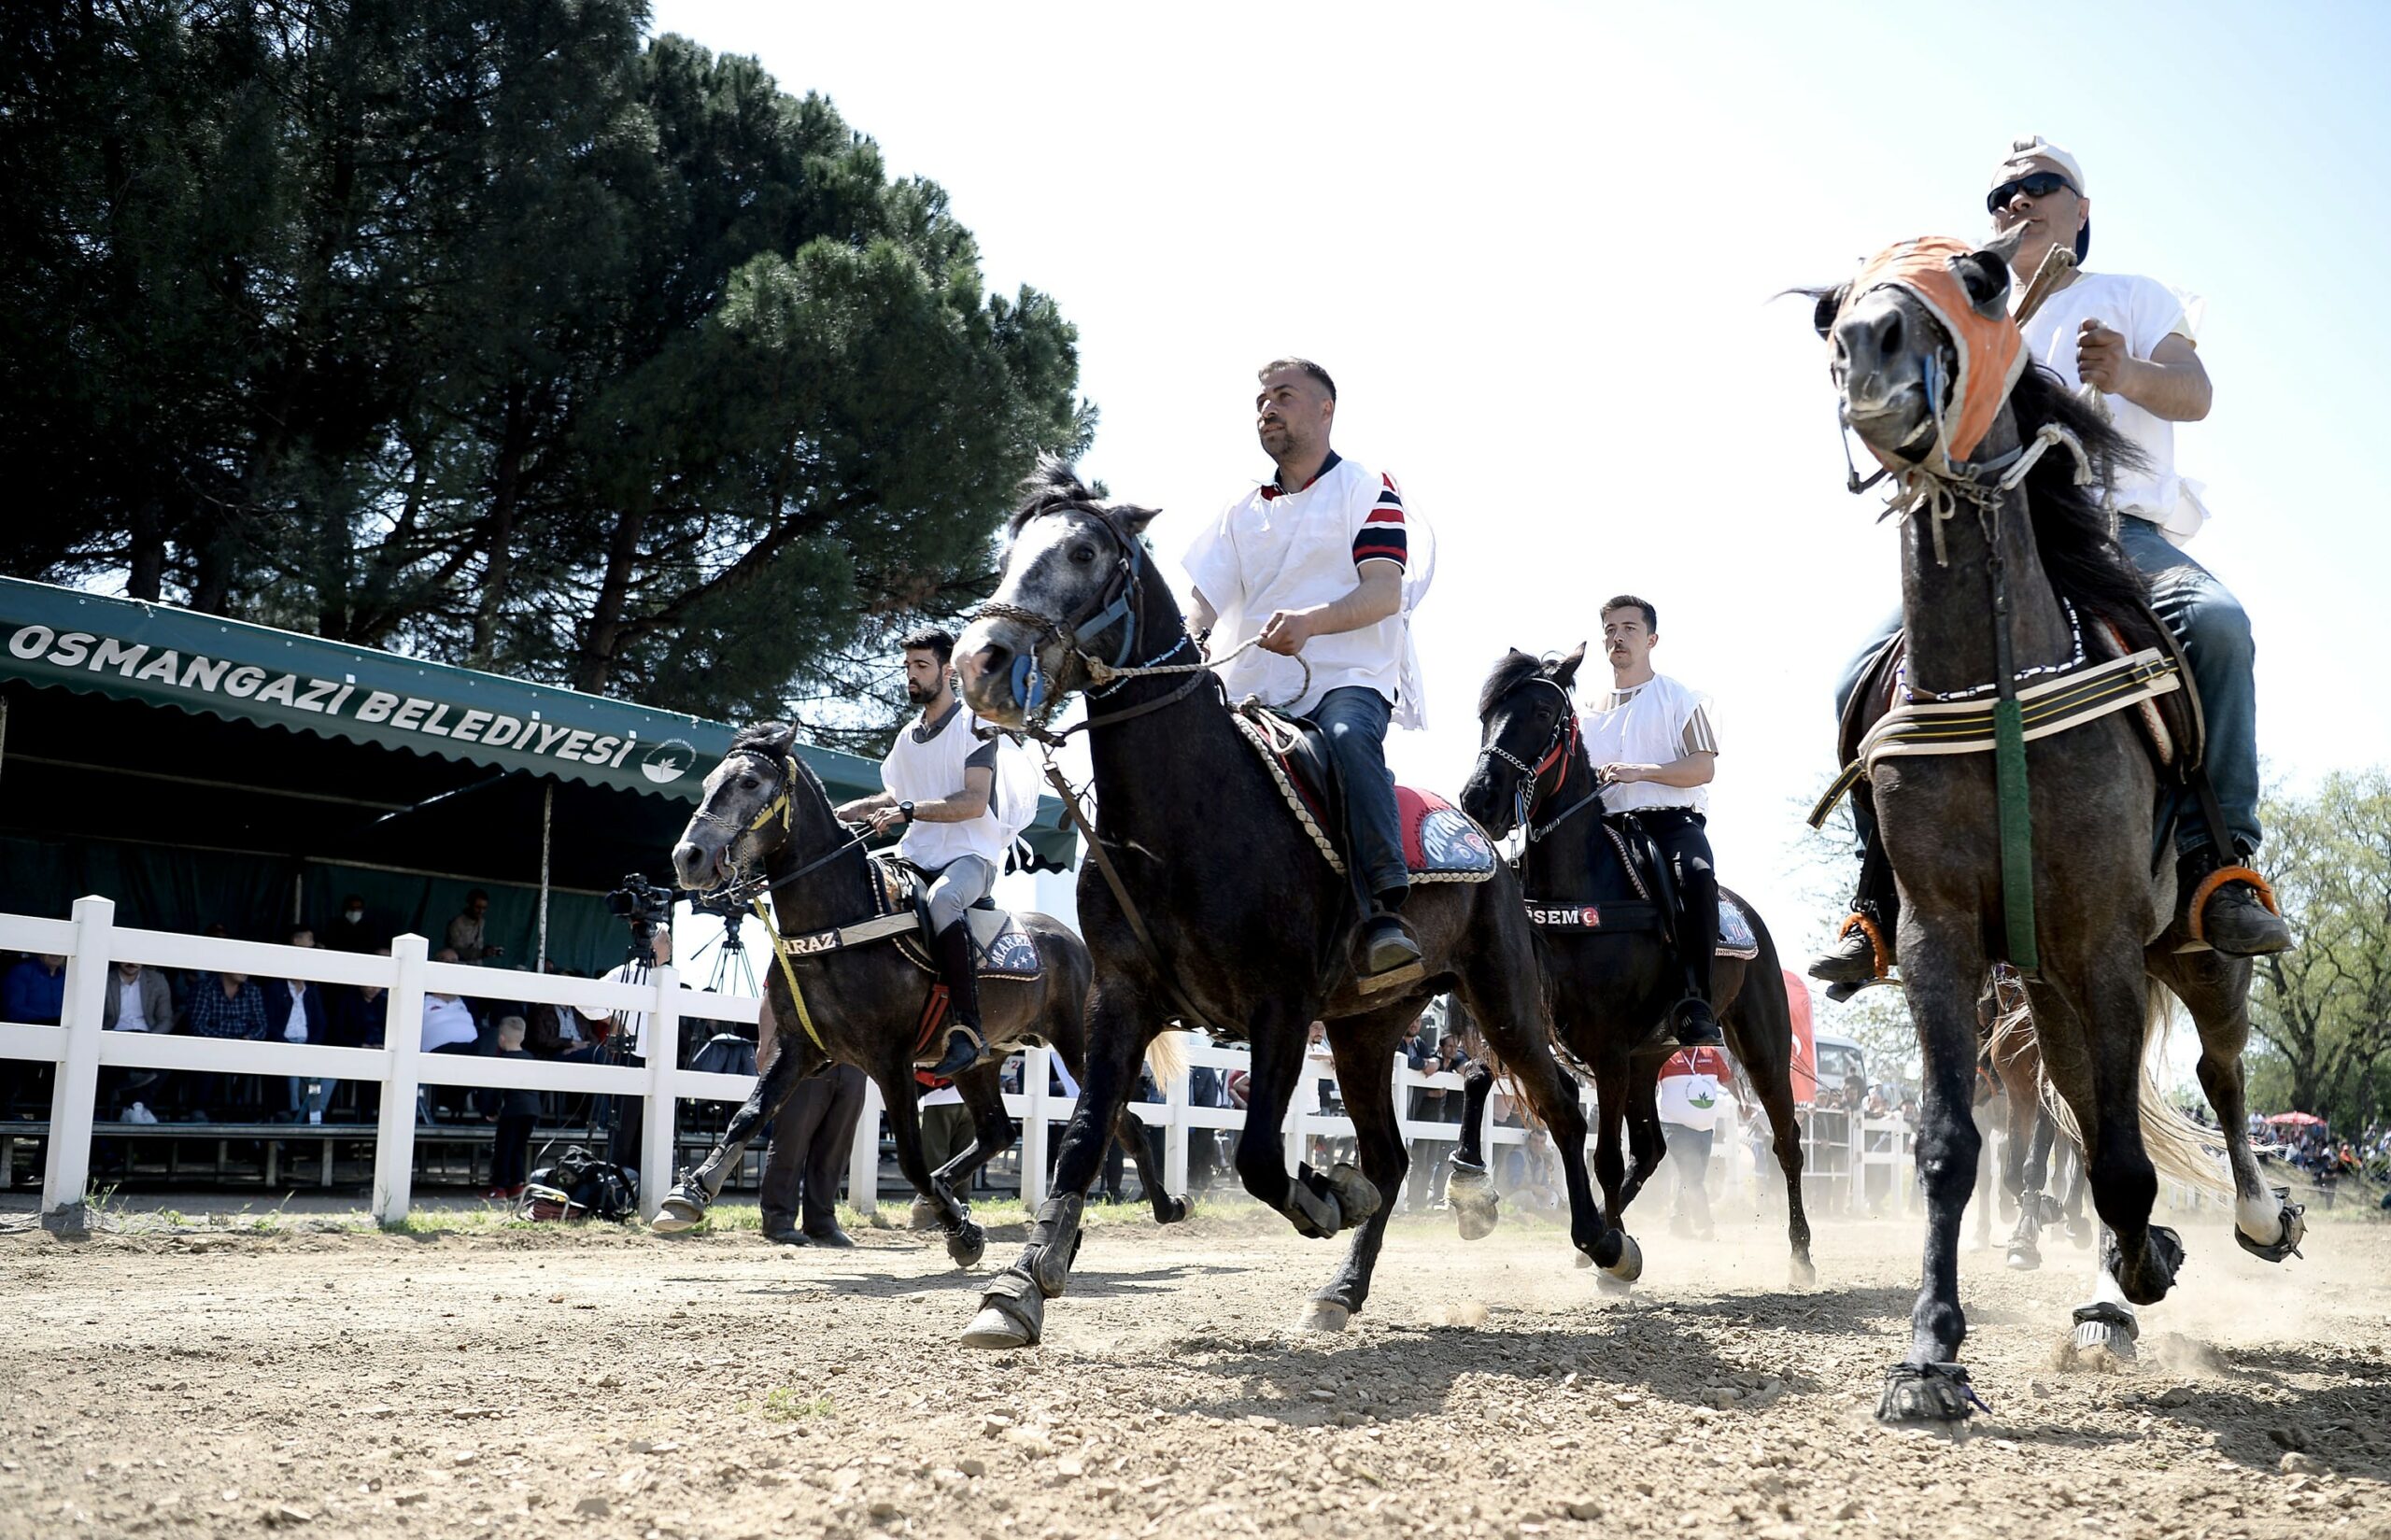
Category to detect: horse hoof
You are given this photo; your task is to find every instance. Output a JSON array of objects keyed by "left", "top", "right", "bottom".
[
  {"left": 960, "top": 1270, "right": 1043, "bottom": 1350},
  {"left": 2058, "top": 1303, "right": 2138, "bottom": 1371},
  {"left": 1603, "top": 1234, "right": 1645, "bottom": 1285},
  {"left": 1790, "top": 1256, "right": 1818, "bottom": 1289},
  {"left": 649, "top": 1190, "right": 708, "bottom": 1234},
  {"left": 1875, "top": 1363, "right": 1981, "bottom": 1424},
  {"left": 946, "top": 1221, "right": 987, "bottom": 1270},
  {"left": 1160, "top": 1195, "right": 1191, "bottom": 1225},
  {"left": 1594, "top": 1271, "right": 1635, "bottom": 1296},
  {"left": 2005, "top": 1242, "right": 2042, "bottom": 1272},
  {"left": 1447, "top": 1160, "right": 1500, "bottom": 1241},
  {"left": 1325, "top": 1163, "right": 1381, "bottom": 1226},
  {"left": 2234, "top": 1197, "right": 2306, "bottom": 1264},
  {"left": 1296, "top": 1299, "right": 1351, "bottom": 1334}
]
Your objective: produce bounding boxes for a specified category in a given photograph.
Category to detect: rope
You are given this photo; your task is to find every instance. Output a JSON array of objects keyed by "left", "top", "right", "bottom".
[{"left": 1229, "top": 709, "right": 1348, "bottom": 875}]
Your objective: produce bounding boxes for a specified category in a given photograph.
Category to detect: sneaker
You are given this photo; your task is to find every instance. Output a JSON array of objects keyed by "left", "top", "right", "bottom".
[{"left": 125, "top": 1102, "right": 158, "bottom": 1125}]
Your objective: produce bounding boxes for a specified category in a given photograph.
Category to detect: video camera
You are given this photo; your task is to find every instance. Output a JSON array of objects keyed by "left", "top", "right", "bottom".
[{"left": 606, "top": 873, "right": 676, "bottom": 965}]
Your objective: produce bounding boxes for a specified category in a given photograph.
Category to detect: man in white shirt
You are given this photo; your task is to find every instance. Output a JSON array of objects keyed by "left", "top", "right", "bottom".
[
  {"left": 1584, "top": 595, "right": 1726, "bottom": 1048},
  {"left": 1814, "top": 135, "right": 2290, "bottom": 986},
  {"left": 835, "top": 628, "right": 1013, "bottom": 1080},
  {"left": 1183, "top": 358, "right": 1426, "bottom": 980}
]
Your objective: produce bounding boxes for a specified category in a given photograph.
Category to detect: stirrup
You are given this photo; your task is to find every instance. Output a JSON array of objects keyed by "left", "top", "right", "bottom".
[{"left": 924, "top": 1024, "right": 985, "bottom": 1079}]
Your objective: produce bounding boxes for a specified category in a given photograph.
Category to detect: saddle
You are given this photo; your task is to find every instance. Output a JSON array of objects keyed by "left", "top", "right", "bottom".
[
  {"left": 870, "top": 856, "right": 1045, "bottom": 981},
  {"left": 1525, "top": 812, "right": 1758, "bottom": 960},
  {"left": 1814, "top": 596, "right": 2203, "bottom": 838},
  {"left": 1230, "top": 705, "right": 1498, "bottom": 883}
]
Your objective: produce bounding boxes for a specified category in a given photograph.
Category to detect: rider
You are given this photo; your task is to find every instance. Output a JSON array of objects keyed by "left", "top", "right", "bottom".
[
  {"left": 1811, "top": 134, "right": 2292, "bottom": 988},
  {"left": 834, "top": 628, "right": 1010, "bottom": 1080},
  {"left": 1584, "top": 595, "right": 1726, "bottom": 1048},
  {"left": 1183, "top": 357, "right": 1425, "bottom": 981}
]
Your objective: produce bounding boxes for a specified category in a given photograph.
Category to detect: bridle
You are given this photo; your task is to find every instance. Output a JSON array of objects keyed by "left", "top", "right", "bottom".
[
  {"left": 971, "top": 505, "right": 1155, "bottom": 718},
  {"left": 689, "top": 749, "right": 874, "bottom": 909},
  {"left": 1476, "top": 673, "right": 1600, "bottom": 842}
]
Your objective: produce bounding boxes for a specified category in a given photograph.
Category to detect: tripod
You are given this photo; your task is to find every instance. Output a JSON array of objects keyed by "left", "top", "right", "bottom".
[{"left": 694, "top": 908, "right": 759, "bottom": 997}]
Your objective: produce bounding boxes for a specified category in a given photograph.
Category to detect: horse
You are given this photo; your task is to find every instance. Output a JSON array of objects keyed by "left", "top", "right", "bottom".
[
  {"left": 653, "top": 723, "right": 1186, "bottom": 1265},
  {"left": 1458, "top": 643, "right": 1816, "bottom": 1288},
  {"left": 948, "top": 459, "right": 1618, "bottom": 1349},
  {"left": 1811, "top": 233, "right": 2301, "bottom": 1420}
]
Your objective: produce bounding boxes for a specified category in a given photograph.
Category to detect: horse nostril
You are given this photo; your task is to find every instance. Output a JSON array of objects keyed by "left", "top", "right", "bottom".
[{"left": 1875, "top": 309, "right": 1903, "bottom": 357}]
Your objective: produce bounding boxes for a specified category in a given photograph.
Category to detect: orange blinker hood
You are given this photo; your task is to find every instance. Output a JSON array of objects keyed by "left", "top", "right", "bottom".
[{"left": 1839, "top": 236, "right": 2026, "bottom": 468}]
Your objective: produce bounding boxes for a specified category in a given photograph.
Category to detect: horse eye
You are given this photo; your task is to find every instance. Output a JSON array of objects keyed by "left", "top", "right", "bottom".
[
  {"left": 739, "top": 776, "right": 758, "bottom": 790},
  {"left": 1068, "top": 544, "right": 1096, "bottom": 565}
]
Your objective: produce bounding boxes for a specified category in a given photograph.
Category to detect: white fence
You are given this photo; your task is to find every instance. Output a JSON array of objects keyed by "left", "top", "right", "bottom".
[{"left": 4, "top": 895, "right": 1926, "bottom": 1227}]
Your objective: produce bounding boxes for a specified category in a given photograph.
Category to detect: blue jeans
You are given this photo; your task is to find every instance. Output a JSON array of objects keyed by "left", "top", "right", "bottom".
[
  {"left": 1313, "top": 685, "right": 1408, "bottom": 904},
  {"left": 1833, "top": 517, "right": 2261, "bottom": 856}
]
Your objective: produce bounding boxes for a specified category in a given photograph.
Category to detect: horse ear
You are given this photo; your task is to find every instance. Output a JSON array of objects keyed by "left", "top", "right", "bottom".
[
  {"left": 1551, "top": 642, "right": 1588, "bottom": 687},
  {"left": 1811, "top": 285, "right": 1846, "bottom": 339},
  {"left": 1948, "top": 247, "right": 2013, "bottom": 321},
  {"left": 1107, "top": 503, "right": 1160, "bottom": 541}
]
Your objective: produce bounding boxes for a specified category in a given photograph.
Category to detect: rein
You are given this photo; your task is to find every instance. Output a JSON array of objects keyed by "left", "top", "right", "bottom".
[{"left": 1478, "top": 674, "right": 1602, "bottom": 844}]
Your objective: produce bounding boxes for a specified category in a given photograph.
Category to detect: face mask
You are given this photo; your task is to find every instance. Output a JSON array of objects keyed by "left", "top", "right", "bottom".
[{"left": 345, "top": 909, "right": 364, "bottom": 922}]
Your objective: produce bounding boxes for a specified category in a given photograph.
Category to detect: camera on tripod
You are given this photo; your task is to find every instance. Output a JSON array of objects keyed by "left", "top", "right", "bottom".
[{"left": 606, "top": 874, "right": 677, "bottom": 965}]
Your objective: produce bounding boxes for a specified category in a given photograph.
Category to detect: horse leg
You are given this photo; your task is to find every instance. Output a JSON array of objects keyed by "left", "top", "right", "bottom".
[
  {"left": 1233, "top": 1006, "right": 1368, "bottom": 1239},
  {"left": 1725, "top": 974, "right": 1814, "bottom": 1285},
  {"left": 1446, "top": 1063, "right": 1501, "bottom": 1240},
  {"left": 2059, "top": 1137, "right": 2092, "bottom": 1244},
  {"left": 651, "top": 1036, "right": 820, "bottom": 1233},
  {"left": 1588, "top": 1059, "right": 1630, "bottom": 1243},
  {"left": 865, "top": 1059, "right": 985, "bottom": 1267},
  {"left": 1463, "top": 968, "right": 1609, "bottom": 1273},
  {"left": 2033, "top": 971, "right": 2178, "bottom": 1309},
  {"left": 1876, "top": 924, "right": 1988, "bottom": 1424},
  {"left": 926, "top": 1066, "right": 1016, "bottom": 1270},
  {"left": 1301, "top": 1009, "right": 1418, "bottom": 1332},
  {"left": 2157, "top": 952, "right": 2303, "bottom": 1262},
  {"left": 1618, "top": 1066, "right": 1667, "bottom": 1210},
  {"left": 2006, "top": 1109, "right": 2057, "bottom": 1272},
  {"left": 962, "top": 981, "right": 1156, "bottom": 1349}
]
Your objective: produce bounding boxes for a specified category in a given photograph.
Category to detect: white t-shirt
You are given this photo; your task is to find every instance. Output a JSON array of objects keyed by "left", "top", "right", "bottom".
[
  {"left": 1583, "top": 673, "right": 1719, "bottom": 815},
  {"left": 283, "top": 981, "right": 310, "bottom": 1042},
  {"left": 2018, "top": 271, "right": 2205, "bottom": 544},
  {"left": 580, "top": 961, "right": 655, "bottom": 1056},
  {"left": 419, "top": 994, "right": 479, "bottom": 1053},
  {"left": 114, "top": 975, "right": 151, "bottom": 1032},
  {"left": 1657, "top": 1047, "right": 1731, "bottom": 1131},
  {"left": 1181, "top": 452, "right": 1431, "bottom": 728},
  {"left": 884, "top": 700, "right": 1012, "bottom": 870}
]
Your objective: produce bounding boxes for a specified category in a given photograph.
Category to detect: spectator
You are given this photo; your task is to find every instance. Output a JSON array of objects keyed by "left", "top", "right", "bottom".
[
  {"left": 1657, "top": 1044, "right": 1733, "bottom": 1240},
  {"left": 446, "top": 889, "right": 504, "bottom": 963},
  {"left": 756, "top": 984, "right": 862, "bottom": 1247},
  {"left": 184, "top": 970, "right": 270, "bottom": 1120},
  {"left": 420, "top": 987, "right": 478, "bottom": 1053},
  {"left": 1185, "top": 1063, "right": 1228, "bottom": 1194},
  {"left": 321, "top": 895, "right": 380, "bottom": 954},
  {"left": 267, "top": 927, "right": 331, "bottom": 1122},
  {"left": 5, "top": 953, "right": 67, "bottom": 1024},
  {"left": 1404, "top": 1016, "right": 1475, "bottom": 1213},
  {"left": 584, "top": 929, "right": 673, "bottom": 1171},
  {"left": 913, "top": 1078, "right": 974, "bottom": 1230},
  {"left": 101, "top": 959, "right": 174, "bottom": 1122},
  {"left": 479, "top": 1017, "right": 540, "bottom": 1200}
]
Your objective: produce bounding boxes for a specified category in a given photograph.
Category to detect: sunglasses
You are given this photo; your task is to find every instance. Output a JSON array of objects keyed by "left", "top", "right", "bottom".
[{"left": 1987, "top": 170, "right": 2077, "bottom": 215}]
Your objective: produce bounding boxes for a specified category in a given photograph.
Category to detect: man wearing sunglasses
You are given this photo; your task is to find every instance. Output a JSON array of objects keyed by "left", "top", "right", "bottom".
[{"left": 1813, "top": 135, "right": 2289, "bottom": 992}]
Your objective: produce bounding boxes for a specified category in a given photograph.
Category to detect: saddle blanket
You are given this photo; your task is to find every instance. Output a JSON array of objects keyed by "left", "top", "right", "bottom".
[
  {"left": 1529, "top": 895, "right": 1760, "bottom": 959},
  {"left": 872, "top": 856, "right": 1045, "bottom": 981},
  {"left": 1398, "top": 787, "right": 1498, "bottom": 883}
]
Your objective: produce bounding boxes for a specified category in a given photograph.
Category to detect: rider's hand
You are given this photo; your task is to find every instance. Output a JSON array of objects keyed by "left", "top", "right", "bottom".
[
  {"left": 1257, "top": 607, "right": 1316, "bottom": 657},
  {"left": 1601, "top": 762, "right": 1648, "bottom": 784},
  {"left": 2076, "top": 318, "right": 2136, "bottom": 394},
  {"left": 868, "top": 808, "right": 905, "bottom": 835}
]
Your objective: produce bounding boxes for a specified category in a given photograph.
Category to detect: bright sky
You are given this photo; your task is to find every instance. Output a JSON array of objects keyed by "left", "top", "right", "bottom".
[{"left": 653, "top": 0, "right": 2391, "bottom": 979}]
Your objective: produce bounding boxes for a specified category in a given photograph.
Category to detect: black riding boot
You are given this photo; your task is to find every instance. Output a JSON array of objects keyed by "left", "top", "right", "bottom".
[
  {"left": 927, "top": 922, "right": 987, "bottom": 1081},
  {"left": 2179, "top": 843, "right": 2293, "bottom": 956},
  {"left": 1811, "top": 834, "right": 1900, "bottom": 994},
  {"left": 1357, "top": 887, "right": 1422, "bottom": 978}
]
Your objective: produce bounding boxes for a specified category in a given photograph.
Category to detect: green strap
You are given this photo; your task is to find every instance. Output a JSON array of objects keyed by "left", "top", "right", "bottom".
[{"left": 1992, "top": 697, "right": 2038, "bottom": 972}]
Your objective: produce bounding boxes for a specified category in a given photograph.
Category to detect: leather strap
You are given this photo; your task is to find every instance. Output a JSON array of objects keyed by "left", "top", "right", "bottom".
[{"left": 1040, "top": 760, "right": 1227, "bottom": 1038}]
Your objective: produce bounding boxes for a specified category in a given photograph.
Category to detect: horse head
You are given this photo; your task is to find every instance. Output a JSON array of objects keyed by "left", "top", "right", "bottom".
[
  {"left": 1459, "top": 643, "right": 1588, "bottom": 840},
  {"left": 956, "top": 457, "right": 1164, "bottom": 728},
  {"left": 1814, "top": 231, "right": 2025, "bottom": 472},
  {"left": 670, "top": 722, "right": 824, "bottom": 893}
]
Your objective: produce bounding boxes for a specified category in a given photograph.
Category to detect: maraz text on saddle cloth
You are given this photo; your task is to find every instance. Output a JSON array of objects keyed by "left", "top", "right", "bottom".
[{"left": 1181, "top": 357, "right": 1435, "bottom": 982}]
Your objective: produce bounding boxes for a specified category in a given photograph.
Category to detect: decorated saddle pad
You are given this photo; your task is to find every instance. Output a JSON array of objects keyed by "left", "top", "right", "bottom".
[
  {"left": 1715, "top": 896, "right": 1760, "bottom": 959},
  {"left": 1397, "top": 787, "right": 1497, "bottom": 883},
  {"left": 877, "top": 855, "right": 1045, "bottom": 982}
]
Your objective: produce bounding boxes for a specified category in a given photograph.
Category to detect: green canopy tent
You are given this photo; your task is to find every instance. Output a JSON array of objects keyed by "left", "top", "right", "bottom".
[{"left": 0, "top": 577, "right": 1074, "bottom": 974}]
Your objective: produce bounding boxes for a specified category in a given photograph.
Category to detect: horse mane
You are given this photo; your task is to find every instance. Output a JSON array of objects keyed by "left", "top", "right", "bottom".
[
  {"left": 1477, "top": 648, "right": 1549, "bottom": 720},
  {"left": 2006, "top": 360, "right": 2154, "bottom": 628},
  {"left": 730, "top": 721, "right": 797, "bottom": 758},
  {"left": 1005, "top": 454, "right": 1160, "bottom": 540}
]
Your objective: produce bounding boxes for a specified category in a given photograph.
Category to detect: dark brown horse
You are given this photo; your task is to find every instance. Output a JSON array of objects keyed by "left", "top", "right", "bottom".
[
  {"left": 1460, "top": 643, "right": 1816, "bottom": 1288},
  {"left": 949, "top": 461, "right": 1616, "bottom": 1348},
  {"left": 1813, "top": 233, "right": 2299, "bottom": 1420},
  {"left": 653, "top": 725, "right": 1183, "bottom": 1265}
]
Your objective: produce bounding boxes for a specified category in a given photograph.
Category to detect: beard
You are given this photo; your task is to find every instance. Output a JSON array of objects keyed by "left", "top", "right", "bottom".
[{"left": 905, "top": 676, "right": 941, "bottom": 705}]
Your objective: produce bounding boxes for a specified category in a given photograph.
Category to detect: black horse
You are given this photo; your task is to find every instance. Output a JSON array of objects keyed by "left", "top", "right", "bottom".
[
  {"left": 1459, "top": 643, "right": 1815, "bottom": 1288},
  {"left": 654, "top": 724, "right": 1184, "bottom": 1264},
  {"left": 1813, "top": 233, "right": 2300, "bottom": 1420},
  {"left": 950, "top": 460, "right": 1615, "bottom": 1348}
]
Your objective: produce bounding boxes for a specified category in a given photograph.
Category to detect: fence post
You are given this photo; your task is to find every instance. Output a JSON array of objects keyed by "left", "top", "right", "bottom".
[
  {"left": 41, "top": 895, "right": 115, "bottom": 1230},
  {"left": 372, "top": 935, "right": 429, "bottom": 1226},
  {"left": 638, "top": 965, "right": 681, "bottom": 1222},
  {"left": 1164, "top": 1059, "right": 1189, "bottom": 1198},
  {"left": 1284, "top": 1063, "right": 1315, "bottom": 1173},
  {"left": 1021, "top": 1046, "right": 1050, "bottom": 1208},
  {"left": 848, "top": 1076, "right": 882, "bottom": 1216}
]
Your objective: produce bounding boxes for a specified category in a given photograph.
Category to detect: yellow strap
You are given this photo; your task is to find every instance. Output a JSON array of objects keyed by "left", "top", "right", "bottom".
[{"left": 756, "top": 895, "right": 828, "bottom": 1055}]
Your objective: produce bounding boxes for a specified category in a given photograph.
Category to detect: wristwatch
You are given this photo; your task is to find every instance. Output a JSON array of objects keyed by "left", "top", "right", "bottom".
[{"left": 897, "top": 800, "right": 916, "bottom": 823}]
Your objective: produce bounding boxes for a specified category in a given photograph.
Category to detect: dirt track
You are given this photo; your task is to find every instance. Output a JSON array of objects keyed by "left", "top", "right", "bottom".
[{"left": 2, "top": 1197, "right": 2386, "bottom": 1540}]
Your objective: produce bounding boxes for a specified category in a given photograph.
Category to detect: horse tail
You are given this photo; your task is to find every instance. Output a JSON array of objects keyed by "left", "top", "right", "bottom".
[
  {"left": 2021, "top": 982, "right": 2230, "bottom": 1199},
  {"left": 1143, "top": 1029, "right": 1192, "bottom": 1086}
]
